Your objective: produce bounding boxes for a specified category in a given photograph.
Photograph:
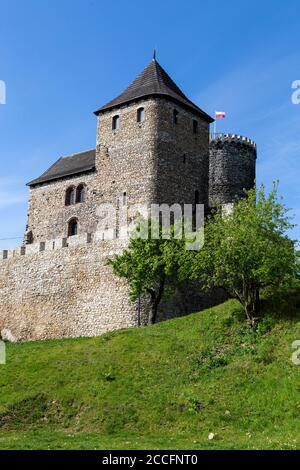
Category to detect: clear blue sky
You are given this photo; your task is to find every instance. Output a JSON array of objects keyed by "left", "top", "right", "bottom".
[{"left": 0, "top": 0, "right": 299, "bottom": 248}]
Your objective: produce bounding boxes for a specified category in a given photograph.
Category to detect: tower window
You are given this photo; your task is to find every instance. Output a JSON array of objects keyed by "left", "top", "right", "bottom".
[
  {"left": 112, "top": 115, "right": 120, "bottom": 130},
  {"left": 123, "top": 191, "right": 127, "bottom": 205},
  {"left": 65, "top": 187, "right": 75, "bottom": 206},
  {"left": 137, "top": 107, "right": 145, "bottom": 123},
  {"left": 193, "top": 119, "right": 198, "bottom": 134},
  {"left": 25, "top": 230, "right": 33, "bottom": 245},
  {"left": 192, "top": 191, "right": 200, "bottom": 229},
  {"left": 68, "top": 218, "right": 78, "bottom": 237},
  {"left": 173, "top": 109, "right": 179, "bottom": 124},
  {"left": 183, "top": 154, "right": 186, "bottom": 164},
  {"left": 76, "top": 184, "right": 85, "bottom": 203}
]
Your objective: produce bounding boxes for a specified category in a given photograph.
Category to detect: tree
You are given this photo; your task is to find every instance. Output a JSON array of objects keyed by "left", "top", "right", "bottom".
[
  {"left": 108, "top": 221, "right": 186, "bottom": 325},
  {"left": 185, "top": 183, "right": 298, "bottom": 326}
]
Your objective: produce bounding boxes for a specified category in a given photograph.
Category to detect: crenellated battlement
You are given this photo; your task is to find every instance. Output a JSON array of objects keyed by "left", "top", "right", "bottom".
[
  {"left": 0, "top": 232, "right": 135, "bottom": 342},
  {"left": 210, "top": 133, "right": 257, "bottom": 149},
  {"left": 0, "top": 232, "right": 128, "bottom": 263}
]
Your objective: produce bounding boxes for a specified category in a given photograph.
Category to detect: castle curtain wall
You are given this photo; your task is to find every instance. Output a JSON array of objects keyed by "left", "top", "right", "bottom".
[
  {"left": 0, "top": 239, "right": 137, "bottom": 341},
  {"left": 0, "top": 57, "right": 256, "bottom": 341}
]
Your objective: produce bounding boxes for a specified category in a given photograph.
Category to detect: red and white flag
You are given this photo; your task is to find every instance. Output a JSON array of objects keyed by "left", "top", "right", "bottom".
[{"left": 215, "top": 111, "right": 226, "bottom": 118}]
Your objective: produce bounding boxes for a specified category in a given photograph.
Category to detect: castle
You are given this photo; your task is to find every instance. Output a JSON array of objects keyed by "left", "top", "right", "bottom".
[{"left": 0, "top": 57, "right": 257, "bottom": 341}]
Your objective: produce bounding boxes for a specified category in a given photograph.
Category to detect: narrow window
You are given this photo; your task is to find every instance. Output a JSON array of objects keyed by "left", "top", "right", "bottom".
[
  {"left": 193, "top": 190, "right": 200, "bottom": 212},
  {"left": 173, "top": 109, "right": 179, "bottom": 124},
  {"left": 193, "top": 190, "right": 200, "bottom": 230},
  {"left": 25, "top": 230, "right": 33, "bottom": 245},
  {"left": 137, "top": 107, "right": 145, "bottom": 123},
  {"left": 123, "top": 191, "right": 127, "bottom": 205},
  {"left": 65, "top": 187, "right": 75, "bottom": 206},
  {"left": 76, "top": 184, "right": 85, "bottom": 203},
  {"left": 68, "top": 218, "right": 78, "bottom": 237},
  {"left": 183, "top": 154, "right": 186, "bottom": 164},
  {"left": 193, "top": 119, "right": 198, "bottom": 134},
  {"left": 112, "top": 115, "right": 120, "bottom": 130}
]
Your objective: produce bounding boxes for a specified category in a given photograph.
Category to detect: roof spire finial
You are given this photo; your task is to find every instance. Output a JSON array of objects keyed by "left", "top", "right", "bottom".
[{"left": 153, "top": 48, "right": 157, "bottom": 61}]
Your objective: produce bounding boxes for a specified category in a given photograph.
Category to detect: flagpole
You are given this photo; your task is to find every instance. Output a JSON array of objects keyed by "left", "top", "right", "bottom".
[
  {"left": 214, "top": 111, "right": 226, "bottom": 137},
  {"left": 214, "top": 112, "right": 216, "bottom": 137}
]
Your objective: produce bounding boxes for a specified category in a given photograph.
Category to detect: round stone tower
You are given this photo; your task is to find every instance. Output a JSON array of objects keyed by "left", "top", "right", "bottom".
[{"left": 209, "top": 134, "right": 257, "bottom": 208}]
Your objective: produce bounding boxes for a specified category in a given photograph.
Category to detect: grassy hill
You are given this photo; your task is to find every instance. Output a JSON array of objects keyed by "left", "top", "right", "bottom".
[{"left": 1, "top": 289, "right": 300, "bottom": 450}]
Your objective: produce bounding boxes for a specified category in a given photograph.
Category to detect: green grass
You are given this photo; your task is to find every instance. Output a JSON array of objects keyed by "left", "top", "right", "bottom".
[{"left": 1, "top": 288, "right": 300, "bottom": 450}]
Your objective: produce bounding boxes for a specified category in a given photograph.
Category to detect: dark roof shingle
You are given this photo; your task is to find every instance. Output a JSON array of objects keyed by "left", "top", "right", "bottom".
[
  {"left": 95, "top": 59, "right": 213, "bottom": 122},
  {"left": 27, "top": 149, "right": 96, "bottom": 187}
]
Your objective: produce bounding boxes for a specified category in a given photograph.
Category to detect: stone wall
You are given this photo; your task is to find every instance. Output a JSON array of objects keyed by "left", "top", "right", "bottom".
[
  {"left": 94, "top": 96, "right": 210, "bottom": 237},
  {"left": 0, "top": 237, "right": 138, "bottom": 341},
  {"left": 155, "top": 98, "right": 209, "bottom": 207},
  {"left": 96, "top": 97, "right": 158, "bottom": 210},
  {"left": 96, "top": 96, "right": 209, "bottom": 209},
  {"left": 0, "top": 233, "right": 226, "bottom": 342},
  {"left": 26, "top": 171, "right": 98, "bottom": 243}
]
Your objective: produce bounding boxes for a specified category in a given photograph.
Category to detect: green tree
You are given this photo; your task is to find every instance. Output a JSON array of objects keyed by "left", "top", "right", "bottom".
[
  {"left": 108, "top": 221, "right": 187, "bottom": 325},
  {"left": 185, "top": 183, "right": 297, "bottom": 326}
]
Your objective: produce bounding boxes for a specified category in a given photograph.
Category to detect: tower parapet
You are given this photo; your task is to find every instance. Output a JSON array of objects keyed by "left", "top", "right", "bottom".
[
  {"left": 209, "top": 133, "right": 257, "bottom": 207},
  {"left": 210, "top": 133, "right": 256, "bottom": 148}
]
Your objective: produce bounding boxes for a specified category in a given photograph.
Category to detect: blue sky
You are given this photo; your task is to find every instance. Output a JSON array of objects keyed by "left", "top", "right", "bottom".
[{"left": 0, "top": 0, "right": 299, "bottom": 248}]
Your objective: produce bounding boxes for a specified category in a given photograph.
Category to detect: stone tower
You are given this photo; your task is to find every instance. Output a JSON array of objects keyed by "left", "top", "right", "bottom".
[
  {"left": 209, "top": 134, "right": 257, "bottom": 208},
  {"left": 0, "top": 56, "right": 259, "bottom": 342},
  {"left": 94, "top": 57, "right": 214, "bottom": 235}
]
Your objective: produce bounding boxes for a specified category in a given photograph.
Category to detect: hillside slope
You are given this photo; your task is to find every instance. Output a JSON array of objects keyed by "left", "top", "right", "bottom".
[{"left": 1, "top": 290, "right": 300, "bottom": 450}]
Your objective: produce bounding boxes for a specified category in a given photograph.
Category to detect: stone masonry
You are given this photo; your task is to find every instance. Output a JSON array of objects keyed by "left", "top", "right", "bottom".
[
  {"left": 209, "top": 134, "right": 257, "bottom": 206},
  {"left": 0, "top": 58, "right": 257, "bottom": 341}
]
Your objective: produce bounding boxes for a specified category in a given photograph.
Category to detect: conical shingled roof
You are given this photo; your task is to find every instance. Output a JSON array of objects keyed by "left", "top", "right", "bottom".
[{"left": 95, "top": 59, "right": 213, "bottom": 122}]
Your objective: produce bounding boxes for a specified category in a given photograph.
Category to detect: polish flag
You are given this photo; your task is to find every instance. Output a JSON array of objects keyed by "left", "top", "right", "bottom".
[{"left": 215, "top": 111, "right": 226, "bottom": 118}]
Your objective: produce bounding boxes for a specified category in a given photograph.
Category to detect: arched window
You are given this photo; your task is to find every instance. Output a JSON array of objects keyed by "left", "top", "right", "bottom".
[
  {"left": 68, "top": 218, "right": 78, "bottom": 237},
  {"left": 112, "top": 115, "right": 120, "bottom": 130},
  {"left": 76, "top": 184, "right": 85, "bottom": 203},
  {"left": 193, "top": 119, "right": 198, "bottom": 134},
  {"left": 65, "top": 187, "right": 75, "bottom": 206},
  {"left": 173, "top": 109, "right": 179, "bottom": 124},
  {"left": 137, "top": 107, "right": 145, "bottom": 123}
]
